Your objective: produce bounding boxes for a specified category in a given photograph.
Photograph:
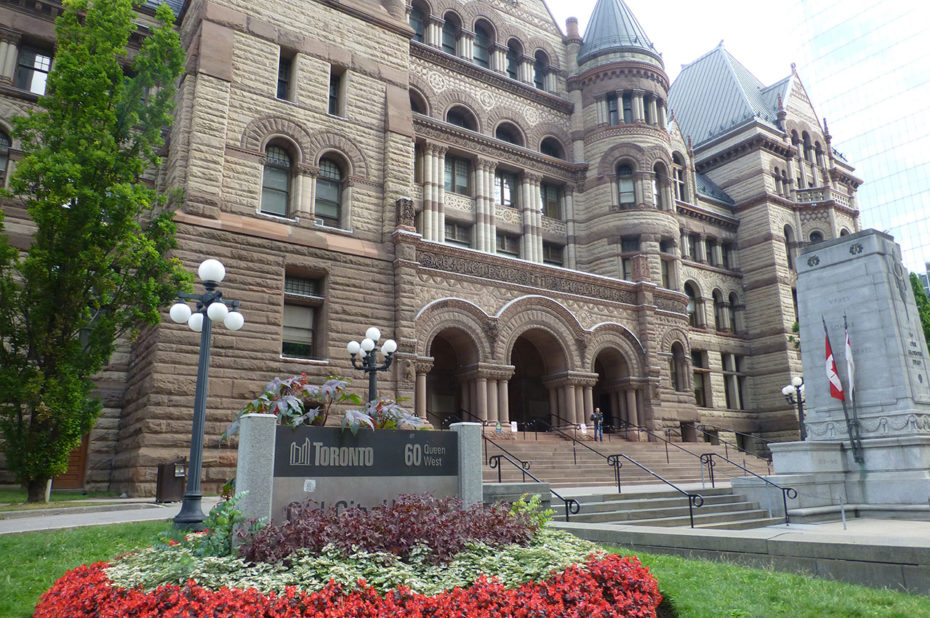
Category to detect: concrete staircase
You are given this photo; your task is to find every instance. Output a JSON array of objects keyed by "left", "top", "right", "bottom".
[
  {"left": 483, "top": 432, "right": 781, "bottom": 529},
  {"left": 482, "top": 432, "right": 771, "bottom": 489},
  {"left": 561, "top": 488, "right": 784, "bottom": 530}
]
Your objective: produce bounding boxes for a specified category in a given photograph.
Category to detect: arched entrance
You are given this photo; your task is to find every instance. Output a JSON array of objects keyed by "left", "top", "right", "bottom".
[
  {"left": 593, "top": 348, "right": 631, "bottom": 432},
  {"left": 426, "top": 327, "right": 479, "bottom": 426},
  {"left": 507, "top": 329, "right": 568, "bottom": 428}
]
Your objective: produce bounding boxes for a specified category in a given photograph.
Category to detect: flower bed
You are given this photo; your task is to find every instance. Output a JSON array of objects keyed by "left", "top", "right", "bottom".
[
  {"left": 36, "top": 554, "right": 661, "bottom": 617},
  {"left": 35, "top": 495, "right": 662, "bottom": 616}
]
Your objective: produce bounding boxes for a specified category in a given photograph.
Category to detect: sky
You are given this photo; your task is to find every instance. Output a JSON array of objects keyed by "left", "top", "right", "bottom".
[{"left": 544, "top": 0, "right": 801, "bottom": 85}]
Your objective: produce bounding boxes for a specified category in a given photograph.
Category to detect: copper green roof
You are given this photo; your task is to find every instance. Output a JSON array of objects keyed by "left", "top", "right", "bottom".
[
  {"left": 578, "top": 0, "right": 661, "bottom": 66},
  {"left": 669, "top": 44, "right": 789, "bottom": 147}
]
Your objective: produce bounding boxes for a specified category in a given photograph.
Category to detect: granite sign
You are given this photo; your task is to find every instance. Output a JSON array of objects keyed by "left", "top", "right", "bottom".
[{"left": 271, "top": 426, "right": 459, "bottom": 521}]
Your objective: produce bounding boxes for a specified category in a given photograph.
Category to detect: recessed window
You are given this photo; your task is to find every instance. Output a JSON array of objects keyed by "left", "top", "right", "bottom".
[
  {"left": 444, "top": 156, "right": 471, "bottom": 195},
  {"left": 328, "top": 66, "right": 345, "bottom": 116},
  {"left": 441, "top": 15, "right": 459, "bottom": 55},
  {"left": 673, "top": 154, "right": 687, "bottom": 202},
  {"left": 713, "top": 289, "right": 725, "bottom": 330},
  {"left": 0, "top": 131, "right": 10, "bottom": 187},
  {"left": 495, "top": 171, "right": 516, "bottom": 206},
  {"left": 506, "top": 41, "right": 522, "bottom": 79},
  {"left": 533, "top": 51, "right": 548, "bottom": 90},
  {"left": 15, "top": 46, "right": 52, "bottom": 95},
  {"left": 622, "top": 93, "right": 633, "bottom": 123},
  {"left": 495, "top": 123, "right": 523, "bottom": 146},
  {"left": 722, "top": 353, "right": 744, "bottom": 409},
  {"left": 809, "top": 230, "right": 824, "bottom": 243},
  {"left": 541, "top": 183, "right": 562, "bottom": 219},
  {"left": 540, "top": 137, "right": 565, "bottom": 159},
  {"left": 282, "top": 275, "right": 324, "bottom": 360},
  {"left": 684, "top": 283, "right": 699, "bottom": 327},
  {"left": 410, "top": 89, "right": 427, "bottom": 114},
  {"left": 670, "top": 343, "right": 687, "bottom": 392},
  {"left": 728, "top": 293, "right": 739, "bottom": 332},
  {"left": 692, "top": 350, "right": 709, "bottom": 406},
  {"left": 607, "top": 95, "right": 619, "bottom": 126},
  {"left": 446, "top": 106, "right": 477, "bottom": 131},
  {"left": 409, "top": 5, "right": 426, "bottom": 42},
  {"left": 445, "top": 221, "right": 472, "bottom": 247},
  {"left": 315, "top": 157, "right": 343, "bottom": 226},
  {"left": 277, "top": 50, "right": 295, "bottom": 100},
  {"left": 543, "top": 242, "right": 563, "bottom": 266},
  {"left": 496, "top": 233, "right": 519, "bottom": 256},
  {"left": 661, "top": 259, "right": 671, "bottom": 288},
  {"left": 261, "top": 145, "right": 292, "bottom": 217},
  {"left": 474, "top": 23, "right": 491, "bottom": 68},
  {"left": 617, "top": 164, "right": 635, "bottom": 208}
]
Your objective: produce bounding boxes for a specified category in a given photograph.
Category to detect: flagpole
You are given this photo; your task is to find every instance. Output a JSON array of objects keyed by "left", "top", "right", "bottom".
[{"left": 843, "top": 313, "right": 865, "bottom": 463}]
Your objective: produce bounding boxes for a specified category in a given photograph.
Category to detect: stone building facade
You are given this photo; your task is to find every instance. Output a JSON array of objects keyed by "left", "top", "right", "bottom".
[{"left": 0, "top": 0, "right": 861, "bottom": 495}]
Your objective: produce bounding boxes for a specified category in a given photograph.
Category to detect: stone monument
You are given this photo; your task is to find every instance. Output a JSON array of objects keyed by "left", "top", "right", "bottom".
[{"left": 734, "top": 229, "right": 930, "bottom": 514}]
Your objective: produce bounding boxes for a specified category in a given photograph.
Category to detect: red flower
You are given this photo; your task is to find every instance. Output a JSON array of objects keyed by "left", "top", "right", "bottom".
[{"left": 35, "top": 554, "right": 660, "bottom": 617}]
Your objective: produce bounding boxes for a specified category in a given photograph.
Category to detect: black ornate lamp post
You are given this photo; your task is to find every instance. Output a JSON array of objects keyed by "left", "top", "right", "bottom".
[
  {"left": 347, "top": 327, "right": 397, "bottom": 403},
  {"left": 782, "top": 376, "right": 806, "bottom": 441},
  {"left": 168, "top": 259, "right": 244, "bottom": 529}
]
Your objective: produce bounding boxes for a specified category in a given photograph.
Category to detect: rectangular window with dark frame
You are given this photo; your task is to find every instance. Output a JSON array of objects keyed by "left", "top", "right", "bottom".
[
  {"left": 15, "top": 46, "right": 52, "bottom": 95},
  {"left": 607, "top": 95, "right": 619, "bottom": 125},
  {"left": 445, "top": 221, "right": 472, "bottom": 247},
  {"left": 282, "top": 275, "right": 324, "bottom": 360},
  {"left": 540, "top": 183, "right": 562, "bottom": 219},
  {"left": 661, "top": 259, "right": 671, "bottom": 288},
  {"left": 496, "top": 232, "right": 519, "bottom": 256},
  {"left": 444, "top": 156, "right": 471, "bottom": 195},
  {"left": 622, "top": 93, "right": 633, "bottom": 123},
  {"left": 328, "top": 67, "right": 343, "bottom": 115},
  {"left": 620, "top": 235, "right": 639, "bottom": 281},
  {"left": 543, "top": 242, "right": 563, "bottom": 266},
  {"left": 722, "top": 353, "right": 745, "bottom": 410},
  {"left": 494, "top": 171, "right": 516, "bottom": 206},
  {"left": 692, "top": 350, "right": 710, "bottom": 407},
  {"left": 277, "top": 51, "right": 294, "bottom": 100}
]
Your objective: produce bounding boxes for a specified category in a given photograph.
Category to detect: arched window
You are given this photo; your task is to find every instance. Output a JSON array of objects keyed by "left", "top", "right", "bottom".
[
  {"left": 441, "top": 14, "right": 460, "bottom": 55},
  {"left": 495, "top": 122, "right": 523, "bottom": 146},
  {"left": 809, "top": 230, "right": 824, "bottom": 243},
  {"left": 261, "top": 144, "right": 292, "bottom": 217},
  {"left": 773, "top": 167, "right": 782, "bottom": 195},
  {"left": 802, "top": 131, "right": 813, "bottom": 162},
  {"left": 446, "top": 106, "right": 477, "bottom": 131},
  {"left": 728, "top": 292, "right": 739, "bottom": 333},
  {"left": 653, "top": 163, "right": 668, "bottom": 209},
  {"left": 474, "top": 22, "right": 492, "bottom": 68},
  {"left": 713, "top": 289, "right": 726, "bottom": 331},
  {"left": 409, "top": 89, "right": 427, "bottom": 115},
  {"left": 784, "top": 225, "right": 795, "bottom": 269},
  {"left": 672, "top": 153, "right": 687, "bottom": 202},
  {"left": 670, "top": 342, "right": 687, "bottom": 392},
  {"left": 0, "top": 131, "right": 10, "bottom": 186},
  {"left": 684, "top": 282, "right": 700, "bottom": 327},
  {"left": 315, "top": 157, "right": 343, "bottom": 226},
  {"left": 617, "top": 164, "right": 635, "bottom": 208},
  {"left": 815, "top": 142, "right": 825, "bottom": 167},
  {"left": 840, "top": 228, "right": 850, "bottom": 236},
  {"left": 533, "top": 51, "right": 549, "bottom": 90},
  {"left": 408, "top": 5, "right": 426, "bottom": 43},
  {"left": 540, "top": 137, "right": 565, "bottom": 159},
  {"left": 506, "top": 41, "right": 522, "bottom": 80}
]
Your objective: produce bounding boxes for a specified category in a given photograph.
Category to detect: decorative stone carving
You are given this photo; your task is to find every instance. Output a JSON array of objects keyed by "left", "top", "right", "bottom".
[{"left": 396, "top": 198, "right": 415, "bottom": 229}]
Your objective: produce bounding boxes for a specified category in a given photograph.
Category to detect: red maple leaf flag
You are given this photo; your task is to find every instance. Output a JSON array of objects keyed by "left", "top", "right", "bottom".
[{"left": 823, "top": 318, "right": 845, "bottom": 401}]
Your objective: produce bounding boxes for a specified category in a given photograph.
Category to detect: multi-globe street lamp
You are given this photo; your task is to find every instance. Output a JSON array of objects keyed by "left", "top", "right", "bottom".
[
  {"left": 782, "top": 376, "right": 806, "bottom": 441},
  {"left": 168, "top": 259, "right": 244, "bottom": 529},
  {"left": 347, "top": 327, "right": 397, "bottom": 403}
]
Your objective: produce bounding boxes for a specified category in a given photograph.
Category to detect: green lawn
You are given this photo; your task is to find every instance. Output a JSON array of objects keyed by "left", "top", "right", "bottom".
[
  {"left": 1, "top": 523, "right": 927, "bottom": 616},
  {"left": 0, "top": 488, "right": 120, "bottom": 509}
]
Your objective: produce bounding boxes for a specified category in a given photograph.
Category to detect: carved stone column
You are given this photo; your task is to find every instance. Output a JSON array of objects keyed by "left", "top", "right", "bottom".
[
  {"left": 632, "top": 90, "right": 646, "bottom": 123},
  {"left": 414, "top": 358, "right": 433, "bottom": 420},
  {"left": 426, "top": 17, "right": 443, "bottom": 48},
  {"left": 0, "top": 30, "right": 22, "bottom": 85}
]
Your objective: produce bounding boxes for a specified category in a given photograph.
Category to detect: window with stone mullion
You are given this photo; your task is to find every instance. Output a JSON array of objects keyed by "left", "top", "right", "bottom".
[
  {"left": 445, "top": 157, "right": 471, "bottom": 196},
  {"left": 540, "top": 183, "right": 561, "bottom": 219},
  {"left": 315, "top": 159, "right": 342, "bottom": 225},
  {"left": 261, "top": 145, "right": 291, "bottom": 217}
]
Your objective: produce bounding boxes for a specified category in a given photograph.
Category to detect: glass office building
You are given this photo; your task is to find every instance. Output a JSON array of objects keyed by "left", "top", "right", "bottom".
[{"left": 795, "top": 0, "right": 930, "bottom": 272}]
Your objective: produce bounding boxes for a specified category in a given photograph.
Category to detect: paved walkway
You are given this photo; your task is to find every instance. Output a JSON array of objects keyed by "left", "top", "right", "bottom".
[{"left": 0, "top": 497, "right": 222, "bottom": 535}]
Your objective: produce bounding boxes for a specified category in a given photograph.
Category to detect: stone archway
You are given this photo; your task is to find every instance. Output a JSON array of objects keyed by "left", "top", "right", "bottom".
[
  {"left": 426, "top": 327, "right": 480, "bottom": 426},
  {"left": 507, "top": 328, "right": 569, "bottom": 428},
  {"left": 593, "top": 347, "right": 632, "bottom": 433}
]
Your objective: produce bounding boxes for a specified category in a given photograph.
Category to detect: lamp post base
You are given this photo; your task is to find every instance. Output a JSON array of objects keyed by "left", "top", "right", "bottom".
[{"left": 173, "top": 492, "right": 206, "bottom": 530}]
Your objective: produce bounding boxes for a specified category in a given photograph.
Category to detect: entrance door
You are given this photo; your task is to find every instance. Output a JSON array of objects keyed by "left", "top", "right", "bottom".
[{"left": 53, "top": 434, "right": 88, "bottom": 489}]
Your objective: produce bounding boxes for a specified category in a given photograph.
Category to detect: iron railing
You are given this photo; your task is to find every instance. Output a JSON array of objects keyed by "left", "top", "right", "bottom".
[
  {"left": 487, "top": 451, "right": 581, "bottom": 521},
  {"left": 701, "top": 452, "right": 797, "bottom": 525}
]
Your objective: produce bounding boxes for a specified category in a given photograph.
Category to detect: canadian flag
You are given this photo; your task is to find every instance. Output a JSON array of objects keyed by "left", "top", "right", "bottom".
[{"left": 824, "top": 318, "right": 844, "bottom": 401}]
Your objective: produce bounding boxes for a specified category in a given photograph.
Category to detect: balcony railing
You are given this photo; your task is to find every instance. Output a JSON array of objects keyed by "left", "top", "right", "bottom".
[{"left": 795, "top": 186, "right": 851, "bottom": 208}]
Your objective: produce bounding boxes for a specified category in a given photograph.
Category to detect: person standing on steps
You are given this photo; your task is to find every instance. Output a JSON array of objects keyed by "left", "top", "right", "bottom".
[{"left": 590, "top": 407, "right": 604, "bottom": 442}]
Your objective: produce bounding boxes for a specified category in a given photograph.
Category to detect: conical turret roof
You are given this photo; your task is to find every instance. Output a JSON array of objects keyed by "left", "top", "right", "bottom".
[{"left": 578, "top": 0, "right": 660, "bottom": 66}]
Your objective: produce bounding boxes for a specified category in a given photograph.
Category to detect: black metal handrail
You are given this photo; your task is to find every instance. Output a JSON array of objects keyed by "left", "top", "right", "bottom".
[
  {"left": 482, "top": 435, "right": 531, "bottom": 474},
  {"left": 607, "top": 453, "right": 705, "bottom": 528},
  {"left": 442, "top": 408, "right": 486, "bottom": 428},
  {"left": 700, "top": 452, "right": 797, "bottom": 525},
  {"left": 614, "top": 419, "right": 704, "bottom": 466},
  {"left": 487, "top": 452, "right": 581, "bottom": 521},
  {"left": 548, "top": 426, "right": 704, "bottom": 527},
  {"left": 695, "top": 423, "right": 774, "bottom": 461}
]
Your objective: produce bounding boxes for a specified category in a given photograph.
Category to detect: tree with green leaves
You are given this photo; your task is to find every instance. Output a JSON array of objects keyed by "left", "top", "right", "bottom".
[
  {"left": 910, "top": 273, "right": 930, "bottom": 349},
  {"left": 0, "top": 0, "right": 188, "bottom": 502}
]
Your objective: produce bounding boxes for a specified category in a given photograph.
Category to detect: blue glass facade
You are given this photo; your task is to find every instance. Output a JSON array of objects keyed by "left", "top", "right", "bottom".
[{"left": 796, "top": 0, "right": 930, "bottom": 272}]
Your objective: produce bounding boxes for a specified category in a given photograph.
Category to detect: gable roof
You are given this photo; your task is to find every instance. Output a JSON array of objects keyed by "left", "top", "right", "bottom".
[
  {"left": 578, "top": 0, "right": 660, "bottom": 65},
  {"left": 669, "top": 44, "right": 789, "bottom": 147}
]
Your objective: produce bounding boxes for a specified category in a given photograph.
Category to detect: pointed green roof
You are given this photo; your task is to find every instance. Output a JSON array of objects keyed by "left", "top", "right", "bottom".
[
  {"left": 578, "top": 0, "right": 660, "bottom": 66},
  {"left": 669, "top": 44, "right": 788, "bottom": 147}
]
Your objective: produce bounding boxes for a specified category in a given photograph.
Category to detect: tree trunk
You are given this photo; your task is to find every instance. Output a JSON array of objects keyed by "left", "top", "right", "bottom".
[{"left": 26, "top": 478, "right": 51, "bottom": 503}]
